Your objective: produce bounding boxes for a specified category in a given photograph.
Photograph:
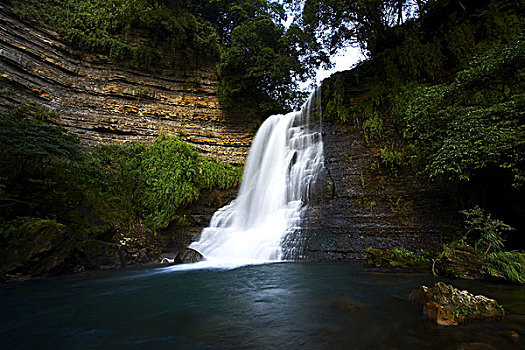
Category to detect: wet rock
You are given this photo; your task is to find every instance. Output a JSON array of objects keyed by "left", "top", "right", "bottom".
[
  {"left": 423, "top": 302, "right": 458, "bottom": 326},
  {"left": 500, "top": 330, "right": 520, "bottom": 343},
  {"left": 434, "top": 246, "right": 485, "bottom": 280},
  {"left": 77, "top": 240, "right": 124, "bottom": 270},
  {"left": 174, "top": 248, "right": 205, "bottom": 264},
  {"left": 73, "top": 265, "right": 85, "bottom": 273},
  {"left": 302, "top": 119, "right": 459, "bottom": 261},
  {"left": 409, "top": 282, "right": 504, "bottom": 326},
  {"left": 0, "top": 218, "right": 77, "bottom": 277}
]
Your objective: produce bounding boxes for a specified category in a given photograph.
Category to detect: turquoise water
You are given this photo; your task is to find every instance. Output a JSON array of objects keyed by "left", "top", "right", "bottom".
[{"left": 1, "top": 262, "right": 524, "bottom": 349}]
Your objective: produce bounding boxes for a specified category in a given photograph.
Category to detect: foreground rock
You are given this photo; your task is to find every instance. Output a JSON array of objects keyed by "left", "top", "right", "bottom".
[
  {"left": 0, "top": 218, "right": 77, "bottom": 279},
  {"left": 433, "top": 246, "right": 485, "bottom": 280},
  {"left": 409, "top": 282, "right": 504, "bottom": 326},
  {"left": 173, "top": 248, "right": 205, "bottom": 264},
  {"left": 434, "top": 247, "right": 525, "bottom": 284}
]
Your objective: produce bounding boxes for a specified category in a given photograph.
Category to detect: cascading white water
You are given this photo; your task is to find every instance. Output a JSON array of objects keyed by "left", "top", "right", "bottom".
[{"left": 187, "top": 90, "right": 324, "bottom": 267}]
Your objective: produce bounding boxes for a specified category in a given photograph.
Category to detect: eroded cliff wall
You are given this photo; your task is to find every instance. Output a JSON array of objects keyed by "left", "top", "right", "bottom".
[
  {"left": 301, "top": 71, "right": 460, "bottom": 260},
  {"left": 0, "top": 6, "right": 255, "bottom": 164}
]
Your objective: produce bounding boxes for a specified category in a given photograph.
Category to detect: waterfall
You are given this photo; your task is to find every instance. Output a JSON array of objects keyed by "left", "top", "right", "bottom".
[{"left": 188, "top": 89, "right": 324, "bottom": 266}]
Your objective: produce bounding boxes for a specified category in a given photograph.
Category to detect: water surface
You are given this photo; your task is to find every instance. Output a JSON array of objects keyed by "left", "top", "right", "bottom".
[{"left": 1, "top": 262, "right": 524, "bottom": 349}]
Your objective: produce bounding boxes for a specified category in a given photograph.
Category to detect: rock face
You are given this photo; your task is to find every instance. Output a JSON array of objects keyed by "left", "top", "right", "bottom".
[
  {"left": 0, "top": 218, "right": 77, "bottom": 279},
  {"left": 174, "top": 248, "right": 205, "bottom": 264},
  {"left": 0, "top": 5, "right": 461, "bottom": 265},
  {"left": 302, "top": 119, "right": 459, "bottom": 260},
  {"left": 409, "top": 282, "right": 505, "bottom": 326},
  {"left": 0, "top": 6, "right": 256, "bottom": 164}
]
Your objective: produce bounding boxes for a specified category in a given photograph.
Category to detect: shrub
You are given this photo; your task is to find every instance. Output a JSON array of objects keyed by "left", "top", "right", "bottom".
[{"left": 461, "top": 206, "right": 513, "bottom": 255}]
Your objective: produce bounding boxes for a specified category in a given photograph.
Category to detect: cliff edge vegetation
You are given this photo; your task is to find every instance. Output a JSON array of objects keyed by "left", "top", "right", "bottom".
[
  {"left": 311, "top": 0, "right": 524, "bottom": 251},
  {"left": 0, "top": 102, "right": 242, "bottom": 279},
  {"left": 7, "top": 0, "right": 326, "bottom": 117}
]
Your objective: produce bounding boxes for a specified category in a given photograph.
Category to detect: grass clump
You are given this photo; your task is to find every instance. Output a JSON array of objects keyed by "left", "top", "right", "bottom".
[{"left": 483, "top": 251, "right": 525, "bottom": 284}]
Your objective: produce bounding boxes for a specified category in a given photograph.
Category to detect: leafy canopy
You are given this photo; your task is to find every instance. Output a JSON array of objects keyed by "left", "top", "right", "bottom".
[
  {"left": 12, "top": 0, "right": 327, "bottom": 116},
  {"left": 392, "top": 38, "right": 525, "bottom": 187}
]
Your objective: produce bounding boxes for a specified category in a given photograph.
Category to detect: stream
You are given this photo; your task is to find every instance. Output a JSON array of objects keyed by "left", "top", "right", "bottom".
[{"left": 1, "top": 262, "right": 524, "bottom": 349}]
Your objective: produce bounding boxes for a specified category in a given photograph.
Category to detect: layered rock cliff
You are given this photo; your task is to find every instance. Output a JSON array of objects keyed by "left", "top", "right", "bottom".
[
  {"left": 0, "top": 5, "right": 460, "bottom": 268},
  {"left": 302, "top": 69, "right": 459, "bottom": 260},
  {"left": 0, "top": 6, "right": 256, "bottom": 164},
  {"left": 304, "top": 120, "right": 459, "bottom": 260}
]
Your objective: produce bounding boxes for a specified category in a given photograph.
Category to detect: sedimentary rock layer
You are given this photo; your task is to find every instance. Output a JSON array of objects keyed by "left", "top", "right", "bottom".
[
  {"left": 0, "top": 6, "right": 255, "bottom": 163},
  {"left": 303, "top": 120, "right": 458, "bottom": 259}
]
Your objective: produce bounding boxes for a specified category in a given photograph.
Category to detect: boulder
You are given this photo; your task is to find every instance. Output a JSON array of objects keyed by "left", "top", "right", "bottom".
[
  {"left": 77, "top": 239, "right": 124, "bottom": 270},
  {"left": 173, "top": 248, "right": 205, "bottom": 264},
  {"left": 409, "top": 282, "right": 504, "bottom": 326},
  {"left": 434, "top": 246, "right": 485, "bottom": 280},
  {"left": 0, "top": 218, "right": 77, "bottom": 277}
]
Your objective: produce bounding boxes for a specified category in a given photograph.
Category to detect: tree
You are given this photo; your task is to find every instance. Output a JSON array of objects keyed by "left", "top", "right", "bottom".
[{"left": 286, "top": 0, "right": 429, "bottom": 57}]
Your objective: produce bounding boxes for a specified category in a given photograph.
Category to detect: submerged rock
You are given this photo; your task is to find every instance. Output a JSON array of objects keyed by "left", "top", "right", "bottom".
[
  {"left": 174, "top": 248, "right": 205, "bottom": 264},
  {"left": 409, "top": 282, "right": 504, "bottom": 326},
  {"left": 323, "top": 297, "right": 369, "bottom": 313}
]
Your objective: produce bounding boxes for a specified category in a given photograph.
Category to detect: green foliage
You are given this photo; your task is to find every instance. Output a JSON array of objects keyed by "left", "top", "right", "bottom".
[
  {"left": 353, "top": 196, "right": 376, "bottom": 208},
  {"left": 0, "top": 217, "right": 62, "bottom": 242},
  {"left": 462, "top": 206, "right": 513, "bottom": 255},
  {"left": 392, "top": 38, "right": 525, "bottom": 187},
  {"left": 380, "top": 145, "right": 404, "bottom": 173},
  {"left": 215, "top": 5, "right": 315, "bottom": 116},
  {"left": 362, "top": 112, "right": 384, "bottom": 144},
  {"left": 80, "top": 136, "right": 242, "bottom": 231},
  {"left": 385, "top": 194, "right": 406, "bottom": 213},
  {"left": 0, "top": 104, "right": 242, "bottom": 237},
  {"left": 13, "top": 0, "right": 219, "bottom": 64},
  {"left": 365, "top": 247, "right": 432, "bottom": 269},
  {"left": 483, "top": 251, "right": 525, "bottom": 284},
  {"left": 0, "top": 104, "right": 79, "bottom": 183}
]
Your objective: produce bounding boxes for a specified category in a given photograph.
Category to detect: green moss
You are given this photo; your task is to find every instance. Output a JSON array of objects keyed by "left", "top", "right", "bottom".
[
  {"left": 353, "top": 196, "right": 376, "bottom": 208},
  {"left": 365, "top": 247, "right": 432, "bottom": 269}
]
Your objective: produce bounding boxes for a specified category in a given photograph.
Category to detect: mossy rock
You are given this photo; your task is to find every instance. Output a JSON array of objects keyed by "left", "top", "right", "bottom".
[
  {"left": 0, "top": 218, "right": 78, "bottom": 277},
  {"left": 409, "top": 282, "right": 505, "bottom": 326},
  {"left": 77, "top": 239, "right": 124, "bottom": 270},
  {"left": 434, "top": 247, "right": 485, "bottom": 280},
  {"left": 434, "top": 248, "right": 525, "bottom": 284},
  {"left": 364, "top": 247, "right": 431, "bottom": 269}
]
